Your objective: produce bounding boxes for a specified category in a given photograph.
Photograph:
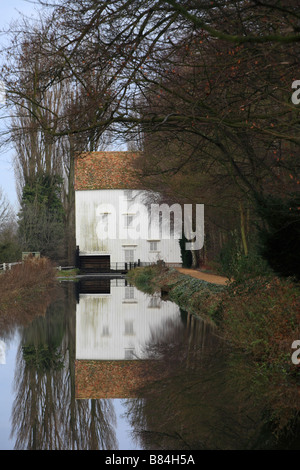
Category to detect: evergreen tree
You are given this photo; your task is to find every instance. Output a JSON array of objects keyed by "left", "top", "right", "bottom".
[
  {"left": 18, "top": 174, "right": 65, "bottom": 261},
  {"left": 179, "top": 236, "right": 193, "bottom": 268}
]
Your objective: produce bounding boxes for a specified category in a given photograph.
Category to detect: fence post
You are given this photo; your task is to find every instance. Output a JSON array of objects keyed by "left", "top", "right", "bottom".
[{"left": 3, "top": 263, "right": 6, "bottom": 271}]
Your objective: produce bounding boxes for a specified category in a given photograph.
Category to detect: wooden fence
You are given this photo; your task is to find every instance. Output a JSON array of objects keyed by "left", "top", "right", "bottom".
[
  {"left": 0, "top": 262, "right": 75, "bottom": 272},
  {"left": 0, "top": 262, "right": 23, "bottom": 271},
  {"left": 0, "top": 260, "right": 179, "bottom": 274}
]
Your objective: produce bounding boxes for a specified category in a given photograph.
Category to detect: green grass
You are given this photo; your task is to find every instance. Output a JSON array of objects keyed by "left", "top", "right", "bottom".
[
  {"left": 127, "top": 265, "right": 224, "bottom": 321},
  {"left": 127, "top": 265, "right": 300, "bottom": 366},
  {"left": 56, "top": 268, "right": 80, "bottom": 279}
]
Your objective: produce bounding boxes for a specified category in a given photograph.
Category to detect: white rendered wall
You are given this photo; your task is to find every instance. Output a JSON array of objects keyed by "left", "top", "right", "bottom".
[{"left": 75, "top": 189, "right": 182, "bottom": 264}]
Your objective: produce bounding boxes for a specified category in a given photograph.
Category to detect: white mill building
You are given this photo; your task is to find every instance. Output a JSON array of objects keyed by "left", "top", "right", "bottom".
[{"left": 75, "top": 151, "right": 182, "bottom": 273}]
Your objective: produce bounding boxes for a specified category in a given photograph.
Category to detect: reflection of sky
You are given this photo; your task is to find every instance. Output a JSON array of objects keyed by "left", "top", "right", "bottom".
[
  {"left": 0, "top": 330, "right": 140, "bottom": 450},
  {"left": 0, "top": 332, "right": 19, "bottom": 450},
  {"left": 114, "top": 399, "right": 139, "bottom": 450},
  {"left": 0, "top": 1, "right": 148, "bottom": 451},
  {"left": 75, "top": 283, "right": 181, "bottom": 449},
  {"left": 0, "top": 340, "right": 6, "bottom": 364}
]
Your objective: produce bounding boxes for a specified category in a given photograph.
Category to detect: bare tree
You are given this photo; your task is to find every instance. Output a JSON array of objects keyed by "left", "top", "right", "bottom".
[
  {"left": 1, "top": 1, "right": 300, "bottom": 270},
  {"left": 0, "top": 187, "right": 13, "bottom": 231},
  {"left": 3, "top": 14, "right": 113, "bottom": 263}
]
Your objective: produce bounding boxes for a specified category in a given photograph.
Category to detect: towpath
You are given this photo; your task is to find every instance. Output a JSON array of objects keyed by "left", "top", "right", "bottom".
[{"left": 175, "top": 268, "right": 229, "bottom": 286}]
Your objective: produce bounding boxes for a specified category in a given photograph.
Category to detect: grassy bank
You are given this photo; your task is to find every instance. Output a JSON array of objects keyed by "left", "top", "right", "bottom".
[
  {"left": 0, "top": 257, "right": 57, "bottom": 332},
  {"left": 127, "top": 265, "right": 224, "bottom": 322},
  {"left": 56, "top": 267, "right": 80, "bottom": 280},
  {"left": 127, "top": 265, "right": 300, "bottom": 433},
  {"left": 127, "top": 264, "right": 300, "bottom": 369}
]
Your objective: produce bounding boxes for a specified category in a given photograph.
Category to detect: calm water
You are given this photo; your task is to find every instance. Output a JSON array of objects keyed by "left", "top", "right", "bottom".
[{"left": 1, "top": 277, "right": 300, "bottom": 450}]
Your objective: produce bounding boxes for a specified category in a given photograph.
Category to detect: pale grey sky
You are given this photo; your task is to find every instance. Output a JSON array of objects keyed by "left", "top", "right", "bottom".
[
  {"left": 0, "top": 0, "right": 41, "bottom": 209},
  {"left": 0, "top": 3, "right": 141, "bottom": 450}
]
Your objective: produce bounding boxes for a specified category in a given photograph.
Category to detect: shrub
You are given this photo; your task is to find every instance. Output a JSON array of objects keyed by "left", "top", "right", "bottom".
[
  {"left": 126, "top": 265, "right": 159, "bottom": 294},
  {"left": 218, "top": 233, "right": 272, "bottom": 282},
  {"left": 0, "top": 257, "right": 57, "bottom": 331},
  {"left": 219, "top": 276, "right": 300, "bottom": 364}
]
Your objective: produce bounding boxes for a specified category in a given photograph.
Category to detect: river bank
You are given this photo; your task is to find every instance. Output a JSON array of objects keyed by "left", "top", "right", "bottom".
[
  {"left": 128, "top": 264, "right": 300, "bottom": 360},
  {"left": 0, "top": 257, "right": 57, "bottom": 333},
  {"left": 128, "top": 264, "right": 225, "bottom": 323},
  {"left": 127, "top": 264, "right": 300, "bottom": 433}
]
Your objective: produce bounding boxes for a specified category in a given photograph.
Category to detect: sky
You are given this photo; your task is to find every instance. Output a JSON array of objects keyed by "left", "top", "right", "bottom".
[
  {"left": 0, "top": 1, "right": 126, "bottom": 211},
  {"left": 0, "top": 6, "right": 138, "bottom": 450},
  {"left": 0, "top": 0, "right": 41, "bottom": 210}
]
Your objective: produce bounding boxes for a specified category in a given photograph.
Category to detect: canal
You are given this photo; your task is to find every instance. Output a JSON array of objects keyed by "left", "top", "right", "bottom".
[{"left": 0, "top": 277, "right": 300, "bottom": 450}]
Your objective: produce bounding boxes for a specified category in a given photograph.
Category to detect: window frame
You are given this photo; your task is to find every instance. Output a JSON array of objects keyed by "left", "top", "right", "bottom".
[{"left": 149, "top": 240, "right": 160, "bottom": 252}]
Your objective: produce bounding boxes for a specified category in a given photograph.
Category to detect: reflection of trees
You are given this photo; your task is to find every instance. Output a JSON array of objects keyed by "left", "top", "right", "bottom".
[
  {"left": 123, "top": 311, "right": 281, "bottom": 450},
  {"left": 0, "top": 283, "right": 55, "bottom": 344},
  {"left": 10, "top": 283, "right": 117, "bottom": 450}
]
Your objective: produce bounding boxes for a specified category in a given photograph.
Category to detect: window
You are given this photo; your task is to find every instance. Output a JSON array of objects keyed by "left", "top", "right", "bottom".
[
  {"left": 125, "top": 286, "right": 135, "bottom": 299},
  {"left": 148, "top": 297, "right": 161, "bottom": 308},
  {"left": 100, "top": 213, "right": 109, "bottom": 230},
  {"left": 123, "top": 285, "right": 137, "bottom": 303},
  {"left": 124, "top": 320, "right": 134, "bottom": 335},
  {"left": 124, "top": 348, "right": 135, "bottom": 360},
  {"left": 124, "top": 249, "right": 134, "bottom": 263},
  {"left": 102, "top": 325, "right": 110, "bottom": 336},
  {"left": 149, "top": 241, "right": 159, "bottom": 251},
  {"left": 124, "top": 214, "right": 134, "bottom": 228}
]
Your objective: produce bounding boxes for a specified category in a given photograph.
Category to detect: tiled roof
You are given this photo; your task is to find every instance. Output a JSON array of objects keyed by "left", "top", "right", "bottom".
[{"left": 74, "top": 151, "right": 143, "bottom": 190}]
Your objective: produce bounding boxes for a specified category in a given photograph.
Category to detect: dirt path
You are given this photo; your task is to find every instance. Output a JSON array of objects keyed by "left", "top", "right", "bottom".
[{"left": 175, "top": 267, "right": 229, "bottom": 286}]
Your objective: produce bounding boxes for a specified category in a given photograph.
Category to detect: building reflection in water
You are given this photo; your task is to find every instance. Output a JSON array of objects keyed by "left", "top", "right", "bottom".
[{"left": 75, "top": 277, "right": 183, "bottom": 399}]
